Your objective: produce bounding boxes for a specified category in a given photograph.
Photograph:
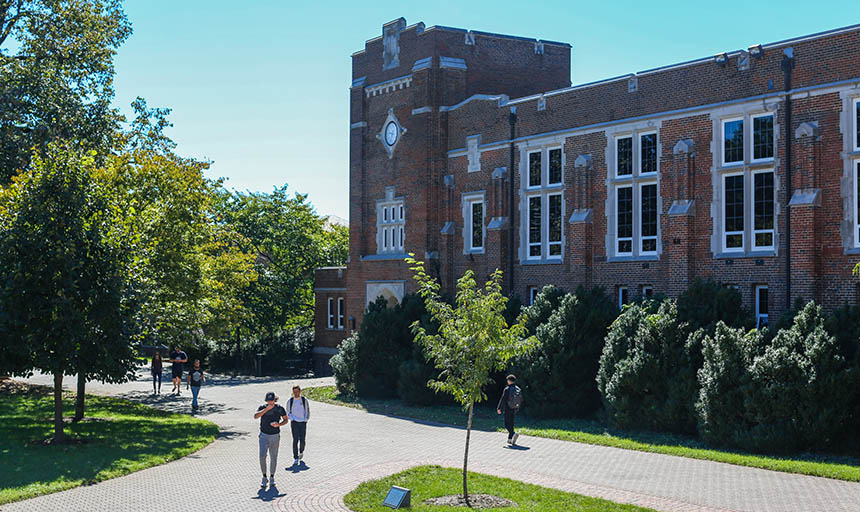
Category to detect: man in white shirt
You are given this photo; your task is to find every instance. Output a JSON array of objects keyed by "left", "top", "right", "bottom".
[{"left": 288, "top": 385, "right": 310, "bottom": 466}]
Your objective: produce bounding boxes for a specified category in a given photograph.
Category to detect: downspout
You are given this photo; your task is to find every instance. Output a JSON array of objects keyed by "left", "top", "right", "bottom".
[
  {"left": 508, "top": 107, "right": 517, "bottom": 295},
  {"left": 782, "top": 48, "right": 795, "bottom": 310}
]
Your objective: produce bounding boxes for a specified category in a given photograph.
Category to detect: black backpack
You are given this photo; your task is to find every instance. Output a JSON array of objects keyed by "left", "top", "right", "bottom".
[{"left": 507, "top": 385, "right": 523, "bottom": 410}]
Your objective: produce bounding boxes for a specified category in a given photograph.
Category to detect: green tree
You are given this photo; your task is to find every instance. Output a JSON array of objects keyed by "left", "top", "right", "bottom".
[
  {"left": 0, "top": 0, "right": 131, "bottom": 179},
  {"left": 407, "top": 257, "right": 537, "bottom": 507},
  {"left": 0, "top": 143, "right": 136, "bottom": 442}
]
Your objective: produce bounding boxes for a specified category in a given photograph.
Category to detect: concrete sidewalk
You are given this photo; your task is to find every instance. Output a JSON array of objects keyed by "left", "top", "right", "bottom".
[{"left": 4, "top": 371, "right": 860, "bottom": 512}]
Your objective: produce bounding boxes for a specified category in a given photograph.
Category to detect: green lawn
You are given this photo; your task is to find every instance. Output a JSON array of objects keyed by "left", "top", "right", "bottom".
[
  {"left": 344, "top": 465, "right": 656, "bottom": 511},
  {"left": 304, "top": 386, "right": 860, "bottom": 482},
  {"left": 0, "top": 379, "right": 219, "bottom": 505}
]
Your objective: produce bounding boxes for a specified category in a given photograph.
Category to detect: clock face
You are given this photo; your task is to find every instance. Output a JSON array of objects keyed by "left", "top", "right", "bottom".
[{"left": 384, "top": 121, "right": 398, "bottom": 146}]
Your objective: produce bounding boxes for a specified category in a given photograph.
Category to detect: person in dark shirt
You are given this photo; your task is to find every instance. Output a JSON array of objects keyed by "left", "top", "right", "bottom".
[
  {"left": 151, "top": 352, "right": 163, "bottom": 394},
  {"left": 169, "top": 346, "right": 188, "bottom": 395},
  {"left": 254, "top": 391, "right": 288, "bottom": 488},
  {"left": 497, "top": 374, "right": 523, "bottom": 446},
  {"left": 186, "top": 360, "right": 205, "bottom": 411}
]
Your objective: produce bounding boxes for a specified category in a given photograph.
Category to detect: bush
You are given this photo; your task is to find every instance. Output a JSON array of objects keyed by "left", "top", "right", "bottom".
[
  {"left": 354, "top": 295, "right": 429, "bottom": 399},
  {"left": 330, "top": 331, "right": 359, "bottom": 396},
  {"left": 696, "top": 322, "right": 762, "bottom": 447},
  {"left": 676, "top": 279, "right": 753, "bottom": 333},
  {"left": 516, "top": 286, "right": 616, "bottom": 418},
  {"left": 698, "top": 302, "right": 860, "bottom": 453},
  {"left": 207, "top": 326, "right": 314, "bottom": 375},
  {"left": 597, "top": 299, "right": 701, "bottom": 434}
]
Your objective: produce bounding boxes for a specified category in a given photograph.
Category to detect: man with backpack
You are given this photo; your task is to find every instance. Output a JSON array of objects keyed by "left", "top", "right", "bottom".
[
  {"left": 287, "top": 385, "right": 310, "bottom": 466},
  {"left": 496, "top": 374, "right": 523, "bottom": 446}
]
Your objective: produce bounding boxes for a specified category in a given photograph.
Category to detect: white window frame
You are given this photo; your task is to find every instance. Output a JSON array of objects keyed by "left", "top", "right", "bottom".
[
  {"left": 377, "top": 199, "right": 405, "bottom": 254},
  {"left": 327, "top": 298, "right": 335, "bottom": 329},
  {"left": 750, "top": 112, "right": 775, "bottom": 164},
  {"left": 616, "top": 185, "right": 633, "bottom": 256},
  {"left": 752, "top": 169, "right": 775, "bottom": 251},
  {"left": 755, "top": 285, "right": 769, "bottom": 329},
  {"left": 337, "top": 297, "right": 344, "bottom": 330},
  {"left": 463, "top": 192, "right": 486, "bottom": 253},
  {"left": 639, "top": 131, "right": 658, "bottom": 176},
  {"left": 547, "top": 147, "right": 563, "bottom": 185},
  {"left": 722, "top": 171, "right": 745, "bottom": 253},
  {"left": 615, "top": 135, "right": 633, "bottom": 178},
  {"left": 527, "top": 150, "right": 543, "bottom": 189},
  {"left": 618, "top": 286, "right": 629, "bottom": 309},
  {"left": 521, "top": 144, "right": 565, "bottom": 262},
  {"left": 853, "top": 97, "right": 860, "bottom": 152},
  {"left": 639, "top": 182, "right": 658, "bottom": 255},
  {"left": 854, "top": 160, "right": 860, "bottom": 249},
  {"left": 722, "top": 117, "right": 745, "bottom": 166},
  {"left": 529, "top": 286, "right": 539, "bottom": 305}
]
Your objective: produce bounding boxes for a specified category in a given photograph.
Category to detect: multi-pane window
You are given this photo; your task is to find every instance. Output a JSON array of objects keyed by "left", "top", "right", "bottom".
[
  {"left": 529, "top": 286, "right": 539, "bottom": 305},
  {"left": 854, "top": 98, "right": 860, "bottom": 151},
  {"left": 523, "top": 146, "right": 564, "bottom": 261},
  {"left": 463, "top": 194, "right": 484, "bottom": 252},
  {"left": 337, "top": 297, "right": 344, "bottom": 330},
  {"left": 640, "top": 183, "right": 658, "bottom": 254},
  {"left": 548, "top": 148, "right": 562, "bottom": 185},
  {"left": 723, "top": 118, "right": 744, "bottom": 164},
  {"left": 528, "top": 151, "right": 542, "bottom": 188},
  {"left": 855, "top": 161, "right": 860, "bottom": 247},
  {"left": 640, "top": 133, "right": 658, "bottom": 174},
  {"left": 611, "top": 131, "right": 659, "bottom": 258},
  {"left": 377, "top": 200, "right": 405, "bottom": 254},
  {"left": 616, "top": 186, "right": 633, "bottom": 254},
  {"left": 618, "top": 287, "right": 629, "bottom": 309},
  {"left": 752, "top": 114, "right": 774, "bottom": 161},
  {"left": 754, "top": 171, "right": 775, "bottom": 249},
  {"left": 528, "top": 196, "right": 542, "bottom": 258},
  {"left": 327, "top": 298, "right": 335, "bottom": 329},
  {"left": 755, "top": 285, "right": 769, "bottom": 329},
  {"left": 616, "top": 136, "right": 633, "bottom": 177},
  {"left": 724, "top": 174, "right": 745, "bottom": 250}
]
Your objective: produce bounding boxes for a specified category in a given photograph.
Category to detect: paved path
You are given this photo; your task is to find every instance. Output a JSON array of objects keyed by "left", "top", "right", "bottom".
[{"left": 5, "top": 372, "right": 860, "bottom": 512}]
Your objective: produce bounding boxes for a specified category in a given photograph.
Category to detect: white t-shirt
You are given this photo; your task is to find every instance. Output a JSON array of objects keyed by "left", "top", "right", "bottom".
[{"left": 288, "top": 396, "right": 309, "bottom": 422}]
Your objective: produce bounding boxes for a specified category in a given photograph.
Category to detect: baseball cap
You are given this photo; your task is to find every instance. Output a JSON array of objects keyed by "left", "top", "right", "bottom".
[{"left": 265, "top": 392, "right": 277, "bottom": 401}]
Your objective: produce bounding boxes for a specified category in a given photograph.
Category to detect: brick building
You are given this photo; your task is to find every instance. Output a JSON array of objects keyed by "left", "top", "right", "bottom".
[{"left": 313, "top": 18, "right": 860, "bottom": 371}]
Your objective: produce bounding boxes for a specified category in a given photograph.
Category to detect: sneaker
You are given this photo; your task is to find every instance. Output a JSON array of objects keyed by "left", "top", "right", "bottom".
[
  {"left": 506, "top": 438, "right": 512, "bottom": 446},
  {"left": 511, "top": 433, "right": 519, "bottom": 445},
  {"left": 298, "top": 452, "right": 303, "bottom": 462},
  {"left": 268, "top": 476, "right": 275, "bottom": 487},
  {"left": 260, "top": 476, "right": 268, "bottom": 488},
  {"left": 293, "top": 458, "right": 299, "bottom": 466}
]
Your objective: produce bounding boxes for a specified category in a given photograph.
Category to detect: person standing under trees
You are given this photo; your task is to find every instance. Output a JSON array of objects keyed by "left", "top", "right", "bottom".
[
  {"left": 169, "top": 346, "right": 188, "bottom": 395},
  {"left": 187, "top": 360, "right": 206, "bottom": 411},
  {"left": 254, "top": 392, "right": 288, "bottom": 489},
  {"left": 151, "top": 352, "right": 163, "bottom": 394},
  {"left": 287, "top": 385, "right": 310, "bottom": 466},
  {"left": 497, "top": 374, "right": 523, "bottom": 446}
]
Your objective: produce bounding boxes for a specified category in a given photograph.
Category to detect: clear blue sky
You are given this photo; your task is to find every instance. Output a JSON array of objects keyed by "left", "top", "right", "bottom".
[{"left": 113, "top": 1, "right": 859, "bottom": 220}]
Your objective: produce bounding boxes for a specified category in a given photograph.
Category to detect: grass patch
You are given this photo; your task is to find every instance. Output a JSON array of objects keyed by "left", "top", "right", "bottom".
[
  {"left": 304, "top": 386, "right": 860, "bottom": 482},
  {"left": 344, "top": 465, "right": 655, "bottom": 511},
  {"left": 0, "top": 379, "right": 219, "bottom": 504}
]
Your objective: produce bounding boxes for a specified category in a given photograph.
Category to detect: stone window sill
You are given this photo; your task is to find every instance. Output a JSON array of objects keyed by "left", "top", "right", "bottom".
[
  {"left": 607, "top": 255, "right": 660, "bottom": 263},
  {"left": 713, "top": 250, "right": 776, "bottom": 259}
]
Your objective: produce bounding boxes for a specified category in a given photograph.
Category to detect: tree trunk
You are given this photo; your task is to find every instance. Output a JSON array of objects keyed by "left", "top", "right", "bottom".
[
  {"left": 233, "top": 327, "right": 240, "bottom": 377},
  {"left": 52, "top": 372, "right": 65, "bottom": 443},
  {"left": 73, "top": 372, "right": 85, "bottom": 422},
  {"left": 463, "top": 400, "right": 473, "bottom": 507}
]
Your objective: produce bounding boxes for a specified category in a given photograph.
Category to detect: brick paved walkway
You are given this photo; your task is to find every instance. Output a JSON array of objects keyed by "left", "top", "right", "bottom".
[{"left": 5, "top": 371, "right": 860, "bottom": 512}]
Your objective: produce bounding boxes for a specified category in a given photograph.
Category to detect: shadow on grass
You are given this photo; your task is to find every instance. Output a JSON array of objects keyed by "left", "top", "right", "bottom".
[{"left": 0, "top": 381, "right": 219, "bottom": 504}]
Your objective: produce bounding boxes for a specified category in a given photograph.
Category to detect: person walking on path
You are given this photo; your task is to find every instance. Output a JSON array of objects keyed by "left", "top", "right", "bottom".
[
  {"left": 254, "top": 391, "right": 288, "bottom": 488},
  {"left": 150, "top": 352, "right": 163, "bottom": 394},
  {"left": 497, "top": 374, "right": 523, "bottom": 446},
  {"left": 287, "top": 385, "right": 310, "bottom": 466},
  {"left": 169, "top": 346, "right": 188, "bottom": 395},
  {"left": 187, "top": 360, "right": 206, "bottom": 411}
]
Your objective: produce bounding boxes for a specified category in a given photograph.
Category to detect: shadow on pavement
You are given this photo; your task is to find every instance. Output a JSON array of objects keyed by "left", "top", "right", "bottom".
[
  {"left": 252, "top": 485, "right": 286, "bottom": 502},
  {"left": 286, "top": 461, "right": 310, "bottom": 473},
  {"left": 216, "top": 429, "right": 250, "bottom": 441},
  {"left": 115, "top": 389, "right": 236, "bottom": 416},
  {"left": 505, "top": 444, "right": 530, "bottom": 451}
]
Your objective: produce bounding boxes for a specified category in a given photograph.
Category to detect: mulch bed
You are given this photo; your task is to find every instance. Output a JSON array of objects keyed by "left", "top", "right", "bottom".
[{"left": 424, "top": 494, "right": 516, "bottom": 508}]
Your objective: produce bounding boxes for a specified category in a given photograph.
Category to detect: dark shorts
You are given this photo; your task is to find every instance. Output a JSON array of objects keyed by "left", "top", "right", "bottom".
[{"left": 172, "top": 367, "right": 183, "bottom": 378}]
